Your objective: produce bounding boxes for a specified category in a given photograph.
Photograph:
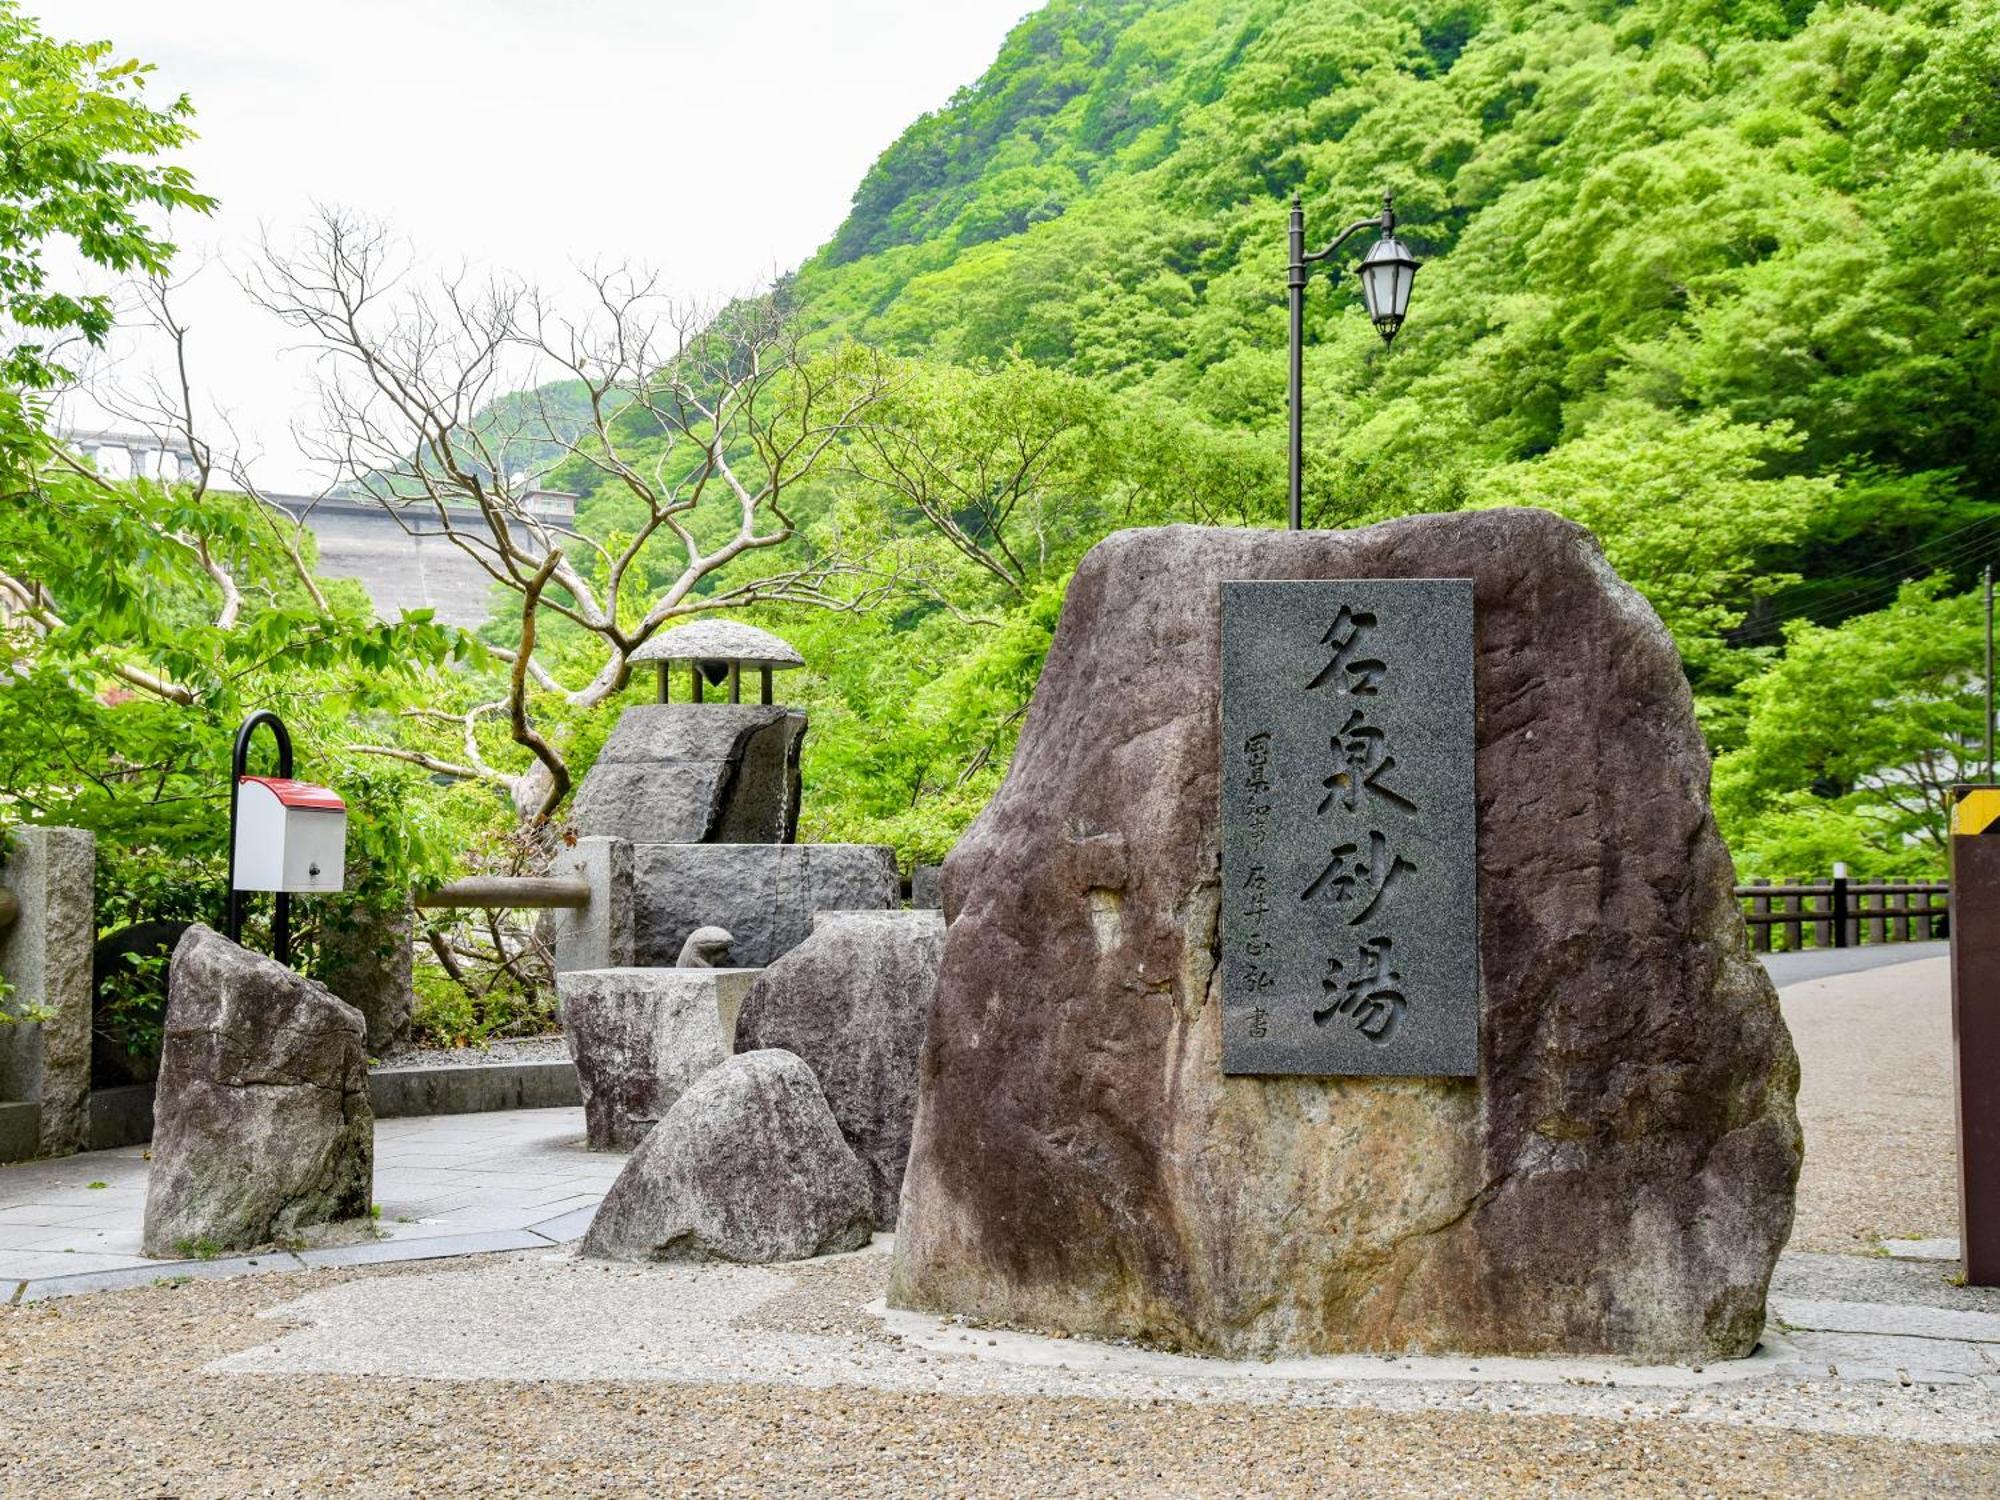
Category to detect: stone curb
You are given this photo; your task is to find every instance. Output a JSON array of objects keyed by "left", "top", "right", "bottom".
[
  {"left": 5, "top": 1204, "right": 593, "bottom": 1304},
  {"left": 366, "top": 1059, "right": 580, "bottom": 1119}
]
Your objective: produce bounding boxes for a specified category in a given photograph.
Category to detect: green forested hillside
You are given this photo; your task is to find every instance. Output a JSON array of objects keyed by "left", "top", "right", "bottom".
[{"left": 758, "top": 0, "right": 2000, "bottom": 876}]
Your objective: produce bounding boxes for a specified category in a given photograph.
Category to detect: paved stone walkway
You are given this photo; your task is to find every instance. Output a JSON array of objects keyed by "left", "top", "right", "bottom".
[
  {"left": 1760, "top": 938, "right": 1949, "bottom": 987},
  {"left": 0, "top": 1107, "right": 620, "bottom": 1301}
]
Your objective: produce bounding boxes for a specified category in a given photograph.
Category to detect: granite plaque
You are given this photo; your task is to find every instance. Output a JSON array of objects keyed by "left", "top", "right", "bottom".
[{"left": 1220, "top": 579, "right": 1477, "bottom": 1077}]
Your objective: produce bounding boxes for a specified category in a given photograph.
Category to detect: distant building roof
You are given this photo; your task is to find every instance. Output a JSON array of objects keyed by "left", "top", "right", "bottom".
[{"left": 629, "top": 619, "right": 804, "bottom": 669}]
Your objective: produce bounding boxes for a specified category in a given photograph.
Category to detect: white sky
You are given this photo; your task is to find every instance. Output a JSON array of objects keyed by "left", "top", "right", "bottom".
[{"left": 37, "top": 0, "right": 1039, "bottom": 488}]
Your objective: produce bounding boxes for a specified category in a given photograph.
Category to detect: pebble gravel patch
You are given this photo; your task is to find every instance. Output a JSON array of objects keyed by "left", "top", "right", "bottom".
[{"left": 1, "top": 1257, "right": 1995, "bottom": 1499}]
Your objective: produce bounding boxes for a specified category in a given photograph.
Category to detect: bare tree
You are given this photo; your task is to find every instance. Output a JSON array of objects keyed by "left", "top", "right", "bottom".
[{"left": 244, "top": 207, "right": 894, "bottom": 820}]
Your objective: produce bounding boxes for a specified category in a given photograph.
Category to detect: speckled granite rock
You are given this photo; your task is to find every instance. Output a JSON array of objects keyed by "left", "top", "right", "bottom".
[
  {"left": 889, "top": 512, "right": 1802, "bottom": 1362},
  {"left": 0, "top": 825, "right": 95, "bottom": 1155},
  {"left": 559, "top": 967, "right": 756, "bottom": 1150},
  {"left": 734, "top": 910, "right": 945, "bottom": 1226},
  {"left": 582, "top": 1048, "right": 874, "bottom": 1264},
  {"left": 143, "top": 925, "right": 373, "bottom": 1256}
]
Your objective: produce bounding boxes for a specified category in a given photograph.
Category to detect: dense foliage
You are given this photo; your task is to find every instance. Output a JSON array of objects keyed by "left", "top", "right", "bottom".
[
  {"left": 742, "top": 0, "right": 2000, "bottom": 876},
  {"left": 11, "top": 0, "right": 2000, "bottom": 1030},
  {"left": 0, "top": 8, "right": 482, "bottom": 1045}
]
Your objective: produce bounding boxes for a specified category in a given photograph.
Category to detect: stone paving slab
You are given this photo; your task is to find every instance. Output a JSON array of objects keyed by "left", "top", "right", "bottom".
[{"left": 0, "top": 1107, "right": 620, "bottom": 1300}]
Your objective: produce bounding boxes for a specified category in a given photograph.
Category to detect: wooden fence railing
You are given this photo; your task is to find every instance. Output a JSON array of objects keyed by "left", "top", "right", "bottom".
[{"left": 1736, "top": 877, "right": 1949, "bottom": 953}]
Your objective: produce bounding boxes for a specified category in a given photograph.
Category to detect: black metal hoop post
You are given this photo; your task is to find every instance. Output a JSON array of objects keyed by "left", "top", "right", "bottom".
[
  {"left": 1286, "top": 193, "right": 1400, "bottom": 530},
  {"left": 226, "top": 709, "right": 295, "bottom": 964}
]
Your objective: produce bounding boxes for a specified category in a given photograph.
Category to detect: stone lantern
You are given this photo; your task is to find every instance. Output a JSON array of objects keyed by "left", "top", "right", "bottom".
[
  {"left": 571, "top": 619, "right": 810, "bottom": 848},
  {"left": 630, "top": 620, "right": 805, "bottom": 707}
]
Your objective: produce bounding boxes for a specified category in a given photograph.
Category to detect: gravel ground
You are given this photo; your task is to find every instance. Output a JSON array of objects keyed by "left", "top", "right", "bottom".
[
  {"left": 0, "top": 958, "right": 1980, "bottom": 1495},
  {"left": 1781, "top": 957, "right": 1956, "bottom": 1253},
  {"left": 371, "top": 1035, "right": 569, "bottom": 1070},
  {"left": 2, "top": 1257, "right": 1994, "bottom": 1498}
]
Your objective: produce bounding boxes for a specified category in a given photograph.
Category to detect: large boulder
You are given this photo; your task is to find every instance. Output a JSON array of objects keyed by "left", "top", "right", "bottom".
[
  {"left": 559, "top": 967, "right": 756, "bottom": 1150},
  {"left": 143, "top": 925, "right": 373, "bottom": 1257},
  {"left": 572, "top": 704, "right": 804, "bottom": 845},
  {"left": 734, "top": 910, "right": 945, "bottom": 1226},
  {"left": 890, "top": 513, "right": 1802, "bottom": 1363},
  {"left": 581, "top": 1048, "right": 875, "bottom": 1263}
]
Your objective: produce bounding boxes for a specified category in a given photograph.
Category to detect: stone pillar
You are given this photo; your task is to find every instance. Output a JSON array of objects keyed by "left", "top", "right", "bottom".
[
  {"left": 552, "top": 837, "right": 634, "bottom": 974},
  {"left": 0, "top": 827, "right": 97, "bottom": 1157}
]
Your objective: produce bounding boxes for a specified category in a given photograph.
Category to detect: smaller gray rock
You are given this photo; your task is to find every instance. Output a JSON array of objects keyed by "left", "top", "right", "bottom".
[
  {"left": 143, "top": 925, "right": 373, "bottom": 1257},
  {"left": 735, "top": 910, "right": 944, "bottom": 1227},
  {"left": 559, "top": 967, "right": 756, "bottom": 1150},
  {"left": 676, "top": 926, "right": 735, "bottom": 967},
  {"left": 910, "top": 864, "right": 943, "bottom": 911},
  {"left": 582, "top": 1049, "right": 874, "bottom": 1264}
]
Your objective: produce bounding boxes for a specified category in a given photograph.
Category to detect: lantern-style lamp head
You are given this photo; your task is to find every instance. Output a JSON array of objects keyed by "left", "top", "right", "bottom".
[
  {"left": 1353, "top": 195, "right": 1420, "bottom": 345},
  {"left": 630, "top": 619, "right": 804, "bottom": 706}
]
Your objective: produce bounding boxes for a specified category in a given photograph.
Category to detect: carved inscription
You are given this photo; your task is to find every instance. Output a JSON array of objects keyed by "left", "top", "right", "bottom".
[{"left": 1220, "top": 579, "right": 1477, "bottom": 1077}]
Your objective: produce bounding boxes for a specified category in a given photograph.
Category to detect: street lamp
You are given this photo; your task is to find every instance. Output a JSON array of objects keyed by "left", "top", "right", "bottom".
[{"left": 1287, "top": 192, "right": 1420, "bottom": 530}]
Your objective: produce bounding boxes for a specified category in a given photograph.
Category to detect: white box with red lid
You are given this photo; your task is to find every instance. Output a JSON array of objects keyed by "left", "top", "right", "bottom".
[{"left": 233, "top": 776, "right": 347, "bottom": 893}]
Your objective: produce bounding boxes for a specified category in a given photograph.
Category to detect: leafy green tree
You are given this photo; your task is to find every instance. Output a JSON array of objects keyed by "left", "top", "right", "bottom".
[
  {"left": 1715, "top": 580, "right": 1988, "bottom": 877},
  {"left": 0, "top": 1, "right": 211, "bottom": 469}
]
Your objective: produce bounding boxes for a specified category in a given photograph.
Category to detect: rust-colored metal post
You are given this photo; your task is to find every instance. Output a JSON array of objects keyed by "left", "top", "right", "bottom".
[{"left": 1951, "top": 786, "right": 2000, "bottom": 1285}]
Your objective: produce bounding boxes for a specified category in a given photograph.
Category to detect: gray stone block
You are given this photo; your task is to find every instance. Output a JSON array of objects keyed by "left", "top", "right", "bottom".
[
  {"left": 559, "top": 966, "right": 757, "bottom": 1150},
  {"left": 911, "top": 865, "right": 943, "bottom": 910},
  {"left": 0, "top": 826, "right": 96, "bottom": 1156},
  {"left": 551, "top": 837, "right": 634, "bottom": 974},
  {"left": 367, "top": 1059, "right": 581, "bottom": 1118},
  {"left": 632, "top": 843, "right": 898, "bottom": 969},
  {"left": 87, "top": 1083, "right": 154, "bottom": 1150},
  {"left": 0, "top": 1099, "right": 40, "bottom": 1164},
  {"left": 572, "top": 704, "right": 804, "bottom": 845}
]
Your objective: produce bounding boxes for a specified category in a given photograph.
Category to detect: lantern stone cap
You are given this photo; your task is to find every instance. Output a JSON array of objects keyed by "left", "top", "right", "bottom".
[{"left": 630, "top": 619, "right": 804, "bottom": 669}]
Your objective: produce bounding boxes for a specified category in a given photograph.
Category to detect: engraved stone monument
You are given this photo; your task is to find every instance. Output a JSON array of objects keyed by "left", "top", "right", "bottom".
[
  {"left": 1220, "top": 580, "right": 1476, "bottom": 1076},
  {"left": 891, "top": 513, "right": 1801, "bottom": 1362}
]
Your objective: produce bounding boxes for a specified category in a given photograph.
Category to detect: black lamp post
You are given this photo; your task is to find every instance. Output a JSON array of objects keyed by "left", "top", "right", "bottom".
[{"left": 1286, "top": 192, "right": 1420, "bottom": 530}]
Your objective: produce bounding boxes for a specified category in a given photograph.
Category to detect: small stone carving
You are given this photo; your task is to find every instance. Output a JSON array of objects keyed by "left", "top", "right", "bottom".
[
  {"left": 143, "top": 925, "right": 373, "bottom": 1256},
  {"left": 677, "top": 926, "right": 735, "bottom": 968},
  {"left": 581, "top": 1049, "right": 874, "bottom": 1264}
]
